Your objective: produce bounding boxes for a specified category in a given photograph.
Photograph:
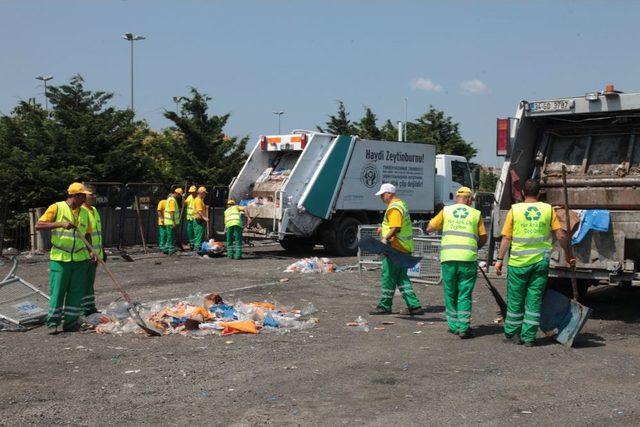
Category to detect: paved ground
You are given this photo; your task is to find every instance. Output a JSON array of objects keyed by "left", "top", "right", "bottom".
[{"left": 1, "top": 245, "right": 639, "bottom": 426}]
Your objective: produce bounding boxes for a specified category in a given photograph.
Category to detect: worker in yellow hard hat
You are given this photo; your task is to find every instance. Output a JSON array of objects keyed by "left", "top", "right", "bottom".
[
  {"left": 35, "top": 182, "right": 95, "bottom": 334},
  {"left": 185, "top": 185, "right": 197, "bottom": 251},
  {"left": 427, "top": 186, "right": 486, "bottom": 339},
  {"left": 156, "top": 197, "right": 167, "bottom": 253},
  {"left": 163, "top": 187, "right": 183, "bottom": 256},
  {"left": 224, "top": 199, "right": 248, "bottom": 259},
  {"left": 192, "top": 186, "right": 209, "bottom": 253},
  {"left": 81, "top": 184, "right": 104, "bottom": 316}
]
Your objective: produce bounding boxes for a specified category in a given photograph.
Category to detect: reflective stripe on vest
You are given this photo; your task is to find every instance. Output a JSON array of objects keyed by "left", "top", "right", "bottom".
[
  {"left": 224, "top": 206, "right": 242, "bottom": 228},
  {"left": 86, "top": 206, "right": 104, "bottom": 258},
  {"left": 381, "top": 199, "right": 414, "bottom": 253},
  {"left": 163, "top": 196, "right": 180, "bottom": 226},
  {"left": 509, "top": 202, "right": 553, "bottom": 267},
  {"left": 440, "top": 204, "right": 480, "bottom": 262},
  {"left": 50, "top": 202, "right": 90, "bottom": 262},
  {"left": 186, "top": 195, "right": 195, "bottom": 220}
]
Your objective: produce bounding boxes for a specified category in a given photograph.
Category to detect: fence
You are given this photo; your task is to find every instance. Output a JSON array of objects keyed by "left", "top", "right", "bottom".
[
  {"left": 357, "top": 225, "right": 442, "bottom": 284},
  {"left": 4, "top": 182, "right": 230, "bottom": 254}
]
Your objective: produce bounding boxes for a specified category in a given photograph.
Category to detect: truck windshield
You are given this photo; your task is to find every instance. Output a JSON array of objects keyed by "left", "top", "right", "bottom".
[{"left": 452, "top": 160, "right": 473, "bottom": 188}]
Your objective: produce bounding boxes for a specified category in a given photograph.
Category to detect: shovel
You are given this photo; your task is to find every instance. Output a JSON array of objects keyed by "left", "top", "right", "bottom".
[
  {"left": 76, "top": 231, "right": 162, "bottom": 336},
  {"left": 477, "top": 264, "right": 507, "bottom": 318},
  {"left": 539, "top": 165, "right": 591, "bottom": 347}
]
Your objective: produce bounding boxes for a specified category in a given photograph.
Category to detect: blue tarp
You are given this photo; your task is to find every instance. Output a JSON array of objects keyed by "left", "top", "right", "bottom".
[{"left": 572, "top": 210, "right": 610, "bottom": 245}]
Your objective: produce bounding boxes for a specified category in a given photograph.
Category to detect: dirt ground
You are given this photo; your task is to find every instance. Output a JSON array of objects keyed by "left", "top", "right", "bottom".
[{"left": 1, "top": 245, "right": 640, "bottom": 426}]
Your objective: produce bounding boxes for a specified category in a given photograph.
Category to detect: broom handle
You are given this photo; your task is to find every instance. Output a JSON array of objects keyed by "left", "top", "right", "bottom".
[
  {"left": 134, "top": 196, "right": 147, "bottom": 254},
  {"left": 561, "top": 165, "right": 579, "bottom": 301}
]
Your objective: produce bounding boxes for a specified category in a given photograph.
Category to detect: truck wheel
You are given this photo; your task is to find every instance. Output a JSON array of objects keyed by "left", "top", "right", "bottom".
[
  {"left": 333, "top": 217, "right": 361, "bottom": 257},
  {"left": 279, "top": 236, "right": 316, "bottom": 254}
]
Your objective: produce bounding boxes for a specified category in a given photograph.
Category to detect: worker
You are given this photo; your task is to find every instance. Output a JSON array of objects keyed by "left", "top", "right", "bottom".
[
  {"left": 495, "top": 179, "right": 574, "bottom": 347},
  {"left": 426, "top": 187, "right": 487, "bottom": 339},
  {"left": 185, "top": 185, "right": 197, "bottom": 251},
  {"left": 163, "top": 187, "right": 183, "bottom": 256},
  {"left": 192, "top": 186, "right": 209, "bottom": 253},
  {"left": 224, "top": 199, "right": 248, "bottom": 260},
  {"left": 81, "top": 185, "right": 104, "bottom": 316},
  {"left": 35, "top": 182, "right": 94, "bottom": 334},
  {"left": 369, "top": 183, "right": 423, "bottom": 316},
  {"left": 156, "top": 198, "right": 167, "bottom": 253}
]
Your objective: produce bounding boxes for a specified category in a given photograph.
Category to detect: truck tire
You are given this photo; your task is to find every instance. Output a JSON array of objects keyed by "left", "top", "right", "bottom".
[
  {"left": 333, "top": 217, "right": 361, "bottom": 257},
  {"left": 279, "top": 235, "right": 316, "bottom": 254}
]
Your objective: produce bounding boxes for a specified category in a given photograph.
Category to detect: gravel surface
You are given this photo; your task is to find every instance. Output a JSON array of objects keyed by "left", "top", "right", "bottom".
[{"left": 1, "top": 246, "right": 639, "bottom": 426}]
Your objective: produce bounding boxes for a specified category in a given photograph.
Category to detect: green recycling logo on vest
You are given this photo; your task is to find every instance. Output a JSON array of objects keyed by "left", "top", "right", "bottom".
[
  {"left": 524, "top": 206, "right": 541, "bottom": 221},
  {"left": 452, "top": 207, "right": 469, "bottom": 219}
]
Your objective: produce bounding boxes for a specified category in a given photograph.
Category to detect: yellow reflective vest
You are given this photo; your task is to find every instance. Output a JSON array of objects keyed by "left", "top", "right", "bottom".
[
  {"left": 163, "top": 196, "right": 180, "bottom": 226},
  {"left": 509, "top": 202, "right": 553, "bottom": 267},
  {"left": 381, "top": 199, "right": 414, "bottom": 253},
  {"left": 185, "top": 195, "right": 195, "bottom": 221},
  {"left": 224, "top": 206, "right": 242, "bottom": 228},
  {"left": 440, "top": 204, "right": 481, "bottom": 262},
  {"left": 50, "top": 202, "right": 91, "bottom": 262},
  {"left": 85, "top": 206, "right": 104, "bottom": 259}
]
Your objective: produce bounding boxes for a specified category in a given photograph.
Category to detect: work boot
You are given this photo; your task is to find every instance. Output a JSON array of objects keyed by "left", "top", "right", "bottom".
[
  {"left": 47, "top": 326, "right": 60, "bottom": 335},
  {"left": 399, "top": 306, "right": 424, "bottom": 316},
  {"left": 504, "top": 334, "right": 523, "bottom": 345},
  {"left": 369, "top": 306, "right": 392, "bottom": 315},
  {"left": 62, "top": 323, "right": 80, "bottom": 333},
  {"left": 523, "top": 340, "right": 536, "bottom": 348},
  {"left": 458, "top": 329, "right": 474, "bottom": 339}
]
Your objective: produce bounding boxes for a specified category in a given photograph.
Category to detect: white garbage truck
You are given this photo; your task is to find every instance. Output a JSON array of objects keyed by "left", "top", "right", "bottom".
[{"left": 226, "top": 131, "right": 472, "bottom": 255}]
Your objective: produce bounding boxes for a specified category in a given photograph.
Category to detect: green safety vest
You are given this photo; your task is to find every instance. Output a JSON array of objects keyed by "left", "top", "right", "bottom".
[
  {"left": 163, "top": 196, "right": 180, "bottom": 226},
  {"left": 85, "top": 206, "right": 104, "bottom": 259},
  {"left": 50, "top": 201, "right": 91, "bottom": 262},
  {"left": 224, "top": 205, "right": 242, "bottom": 228},
  {"left": 185, "top": 195, "right": 195, "bottom": 221},
  {"left": 440, "top": 203, "right": 481, "bottom": 262},
  {"left": 509, "top": 202, "right": 553, "bottom": 267},
  {"left": 381, "top": 198, "right": 414, "bottom": 253}
]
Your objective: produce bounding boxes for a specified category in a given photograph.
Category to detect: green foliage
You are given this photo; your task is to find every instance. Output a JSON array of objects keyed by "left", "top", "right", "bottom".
[
  {"left": 317, "top": 103, "right": 477, "bottom": 160},
  {"left": 162, "top": 88, "right": 248, "bottom": 185},
  {"left": 478, "top": 169, "right": 499, "bottom": 192}
]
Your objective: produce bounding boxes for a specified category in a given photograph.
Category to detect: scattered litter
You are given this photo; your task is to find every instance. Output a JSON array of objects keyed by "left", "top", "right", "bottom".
[
  {"left": 520, "top": 411, "right": 532, "bottom": 414},
  {"left": 416, "top": 322, "right": 425, "bottom": 326},
  {"left": 382, "top": 321, "right": 395, "bottom": 325},
  {"left": 284, "top": 257, "right": 335, "bottom": 273},
  {"left": 225, "top": 340, "right": 233, "bottom": 345},
  {"left": 494, "top": 316, "right": 503, "bottom": 324},
  {"left": 279, "top": 278, "right": 290, "bottom": 283},
  {"left": 413, "top": 331, "right": 422, "bottom": 334},
  {"left": 199, "top": 239, "right": 225, "bottom": 256},
  {"left": 125, "top": 369, "right": 140, "bottom": 374},
  {"left": 373, "top": 327, "right": 385, "bottom": 331},
  {"left": 347, "top": 316, "right": 369, "bottom": 332}
]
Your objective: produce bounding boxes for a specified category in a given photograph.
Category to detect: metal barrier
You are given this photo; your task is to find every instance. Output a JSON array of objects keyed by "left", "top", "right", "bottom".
[{"left": 0, "top": 257, "right": 50, "bottom": 327}]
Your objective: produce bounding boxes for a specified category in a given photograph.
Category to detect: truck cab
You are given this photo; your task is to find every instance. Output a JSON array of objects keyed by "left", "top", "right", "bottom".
[
  {"left": 435, "top": 154, "right": 474, "bottom": 210},
  {"left": 491, "top": 85, "right": 640, "bottom": 289}
]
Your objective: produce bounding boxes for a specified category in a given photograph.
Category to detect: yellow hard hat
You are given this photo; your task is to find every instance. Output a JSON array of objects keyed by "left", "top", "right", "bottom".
[
  {"left": 67, "top": 182, "right": 91, "bottom": 195},
  {"left": 226, "top": 199, "right": 235, "bottom": 205},
  {"left": 456, "top": 186, "right": 473, "bottom": 196},
  {"left": 197, "top": 186, "right": 207, "bottom": 193},
  {"left": 174, "top": 188, "right": 184, "bottom": 195},
  {"left": 188, "top": 185, "right": 197, "bottom": 193}
]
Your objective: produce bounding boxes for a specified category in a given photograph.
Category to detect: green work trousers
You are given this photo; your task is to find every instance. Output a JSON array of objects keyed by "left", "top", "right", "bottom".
[
  {"left": 186, "top": 220, "right": 195, "bottom": 250},
  {"left": 226, "top": 225, "right": 243, "bottom": 259},
  {"left": 47, "top": 260, "right": 89, "bottom": 327},
  {"left": 441, "top": 261, "right": 477, "bottom": 333},
  {"left": 377, "top": 257, "right": 422, "bottom": 311},
  {"left": 82, "top": 262, "right": 98, "bottom": 315},
  {"left": 504, "top": 260, "right": 549, "bottom": 343},
  {"left": 193, "top": 219, "right": 206, "bottom": 252},
  {"left": 165, "top": 226, "right": 177, "bottom": 255},
  {"left": 158, "top": 225, "right": 167, "bottom": 253}
]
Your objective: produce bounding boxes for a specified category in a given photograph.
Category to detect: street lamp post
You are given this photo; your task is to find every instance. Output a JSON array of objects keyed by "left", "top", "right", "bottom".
[
  {"left": 273, "top": 111, "right": 284, "bottom": 134},
  {"left": 122, "top": 32, "right": 145, "bottom": 113},
  {"left": 35, "top": 75, "right": 53, "bottom": 111},
  {"left": 172, "top": 96, "right": 186, "bottom": 114}
]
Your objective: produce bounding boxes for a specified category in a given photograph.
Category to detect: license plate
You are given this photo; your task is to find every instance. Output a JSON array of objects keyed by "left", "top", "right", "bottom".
[{"left": 529, "top": 99, "right": 574, "bottom": 113}]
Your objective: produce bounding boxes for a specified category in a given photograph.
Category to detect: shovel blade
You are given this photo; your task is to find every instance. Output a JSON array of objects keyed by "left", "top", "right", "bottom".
[
  {"left": 127, "top": 305, "right": 162, "bottom": 336},
  {"left": 540, "top": 289, "right": 592, "bottom": 347}
]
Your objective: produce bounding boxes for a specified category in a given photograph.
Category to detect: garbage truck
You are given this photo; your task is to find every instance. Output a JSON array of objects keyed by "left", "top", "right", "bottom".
[
  {"left": 490, "top": 84, "right": 640, "bottom": 295},
  {"left": 225, "top": 131, "right": 472, "bottom": 255}
]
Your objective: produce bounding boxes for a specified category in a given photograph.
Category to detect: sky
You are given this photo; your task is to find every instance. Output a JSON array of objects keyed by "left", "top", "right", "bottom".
[{"left": 2, "top": 0, "right": 639, "bottom": 166}]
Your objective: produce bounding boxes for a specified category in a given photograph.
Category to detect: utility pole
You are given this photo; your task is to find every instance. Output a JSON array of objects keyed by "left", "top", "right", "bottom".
[
  {"left": 122, "top": 32, "right": 145, "bottom": 113},
  {"left": 35, "top": 75, "right": 53, "bottom": 111},
  {"left": 273, "top": 111, "right": 284, "bottom": 134}
]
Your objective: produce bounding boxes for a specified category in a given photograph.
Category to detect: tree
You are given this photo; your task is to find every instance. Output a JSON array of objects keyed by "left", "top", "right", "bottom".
[
  {"left": 478, "top": 169, "right": 500, "bottom": 192},
  {"left": 356, "top": 107, "right": 382, "bottom": 140},
  {"left": 407, "top": 106, "right": 477, "bottom": 160},
  {"left": 163, "top": 88, "right": 248, "bottom": 185},
  {"left": 317, "top": 101, "right": 358, "bottom": 135}
]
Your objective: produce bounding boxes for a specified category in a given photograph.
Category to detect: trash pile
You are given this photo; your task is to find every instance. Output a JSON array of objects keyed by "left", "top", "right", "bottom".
[
  {"left": 256, "top": 167, "right": 292, "bottom": 183},
  {"left": 199, "top": 239, "right": 225, "bottom": 256},
  {"left": 284, "top": 257, "right": 335, "bottom": 273},
  {"left": 82, "top": 293, "right": 318, "bottom": 337}
]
